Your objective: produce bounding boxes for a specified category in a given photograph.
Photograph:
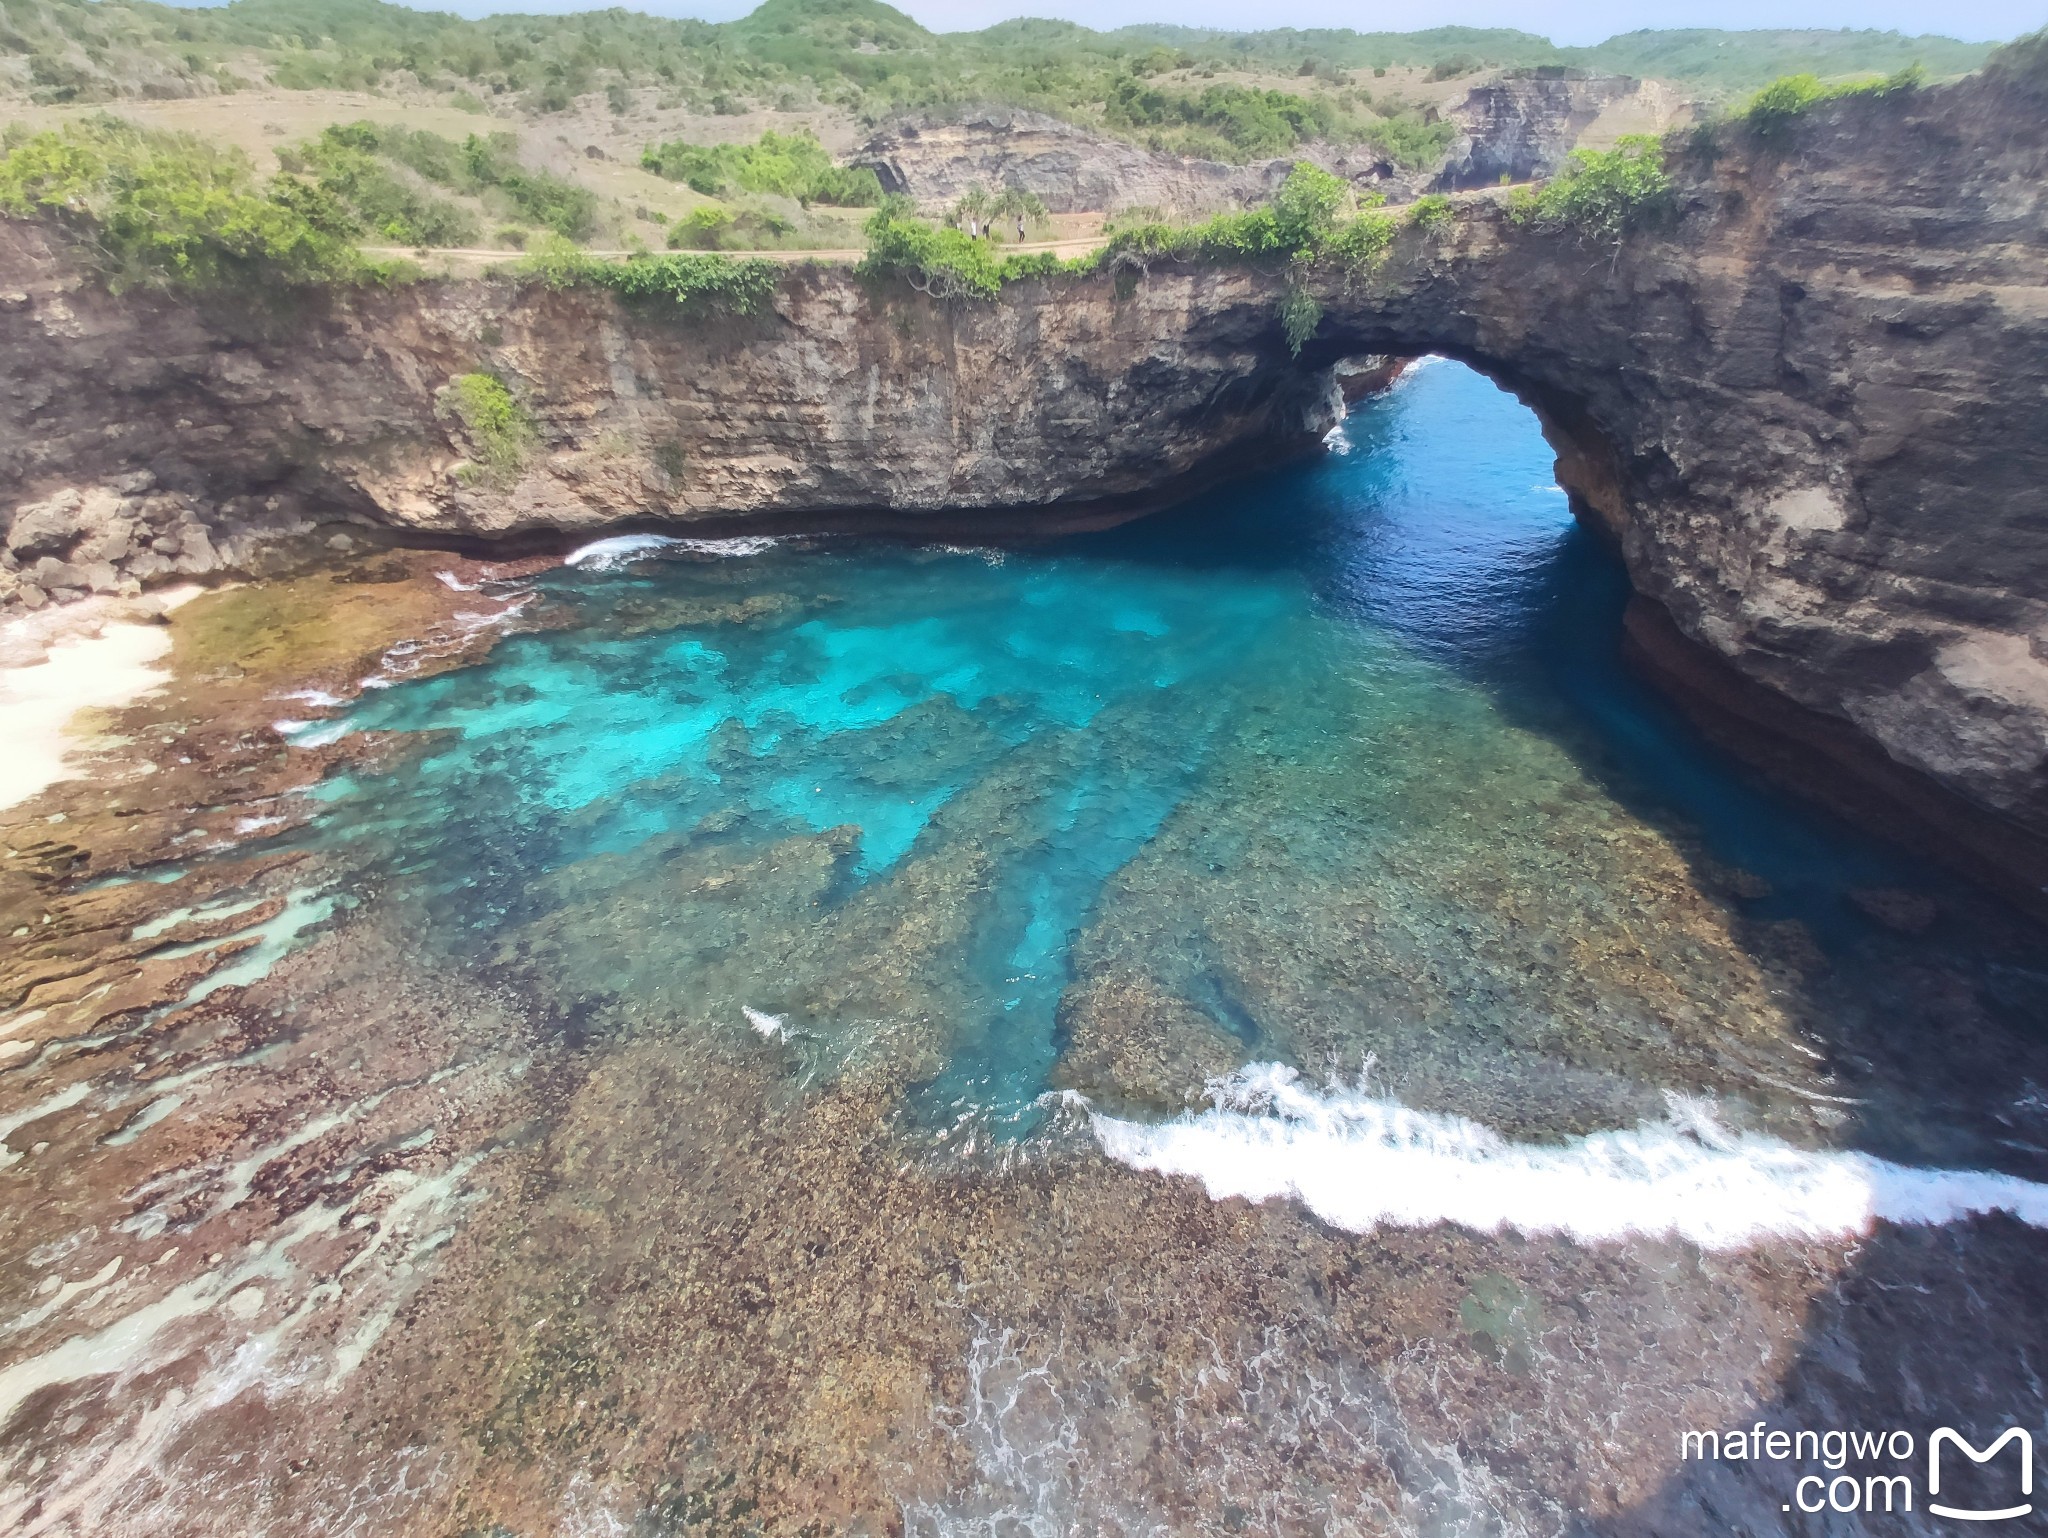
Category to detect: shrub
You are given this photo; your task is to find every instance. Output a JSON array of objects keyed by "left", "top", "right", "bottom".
[
  {"left": 951, "top": 184, "right": 1051, "bottom": 236},
  {"left": 1271, "top": 161, "right": 1348, "bottom": 248},
  {"left": 668, "top": 205, "right": 733, "bottom": 248},
  {"left": 286, "top": 121, "right": 597, "bottom": 242},
  {"left": 443, "top": 370, "right": 533, "bottom": 480},
  {"left": 0, "top": 116, "right": 388, "bottom": 291},
  {"left": 860, "top": 199, "right": 1090, "bottom": 299},
  {"left": 859, "top": 200, "right": 1005, "bottom": 299},
  {"left": 1406, "top": 192, "right": 1455, "bottom": 237},
  {"left": 1278, "top": 282, "right": 1320, "bottom": 356},
  {"left": 1738, "top": 66, "right": 1925, "bottom": 143},
  {"left": 462, "top": 134, "right": 596, "bottom": 239},
  {"left": 278, "top": 127, "right": 480, "bottom": 247},
  {"left": 1507, "top": 134, "right": 1671, "bottom": 242},
  {"left": 518, "top": 234, "right": 781, "bottom": 314},
  {"left": 1106, "top": 79, "right": 1363, "bottom": 162},
  {"left": 641, "top": 129, "right": 882, "bottom": 207},
  {"left": 1324, "top": 209, "right": 1397, "bottom": 273}
]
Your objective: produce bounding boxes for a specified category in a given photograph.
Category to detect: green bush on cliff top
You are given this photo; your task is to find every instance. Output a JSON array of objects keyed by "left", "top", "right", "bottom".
[
  {"left": 517, "top": 233, "right": 783, "bottom": 314},
  {"left": 1094, "top": 162, "right": 1396, "bottom": 274},
  {"left": 1506, "top": 134, "right": 1672, "bottom": 242},
  {"left": 857, "top": 197, "right": 1088, "bottom": 300},
  {"left": 0, "top": 116, "right": 398, "bottom": 291},
  {"left": 1736, "top": 66, "right": 1925, "bottom": 141}
]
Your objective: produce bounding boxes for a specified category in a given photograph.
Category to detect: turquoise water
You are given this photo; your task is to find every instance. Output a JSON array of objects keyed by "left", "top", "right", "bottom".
[
  {"left": 298, "top": 359, "right": 2048, "bottom": 1173},
  {"left": 23, "top": 359, "right": 2048, "bottom": 1538}
]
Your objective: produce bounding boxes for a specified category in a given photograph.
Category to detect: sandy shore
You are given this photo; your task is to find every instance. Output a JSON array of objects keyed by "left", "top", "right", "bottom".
[{"left": 0, "top": 586, "right": 201, "bottom": 811}]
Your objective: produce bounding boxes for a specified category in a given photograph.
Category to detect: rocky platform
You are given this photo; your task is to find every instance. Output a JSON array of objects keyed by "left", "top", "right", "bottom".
[{"left": 1, "top": 53, "right": 2044, "bottom": 911}]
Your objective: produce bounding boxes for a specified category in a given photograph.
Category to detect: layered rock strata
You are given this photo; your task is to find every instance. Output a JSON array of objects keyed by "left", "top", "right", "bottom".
[
  {"left": 1434, "top": 71, "right": 1692, "bottom": 190},
  {"left": 1, "top": 59, "right": 2044, "bottom": 909}
]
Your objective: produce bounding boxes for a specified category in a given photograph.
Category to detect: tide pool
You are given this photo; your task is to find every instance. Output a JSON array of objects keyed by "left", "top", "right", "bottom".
[
  {"left": 15, "top": 359, "right": 2048, "bottom": 1538},
  {"left": 301, "top": 359, "right": 2048, "bottom": 1176}
]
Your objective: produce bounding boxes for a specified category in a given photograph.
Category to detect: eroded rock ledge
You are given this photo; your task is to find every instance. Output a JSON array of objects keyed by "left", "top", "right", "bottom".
[{"left": 1, "top": 62, "right": 2044, "bottom": 910}]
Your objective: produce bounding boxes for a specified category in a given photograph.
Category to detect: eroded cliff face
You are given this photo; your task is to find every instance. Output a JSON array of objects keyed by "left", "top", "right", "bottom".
[
  {"left": 0, "top": 63, "right": 2044, "bottom": 906},
  {"left": 1434, "top": 72, "right": 1692, "bottom": 190},
  {"left": 0, "top": 223, "right": 1343, "bottom": 554}
]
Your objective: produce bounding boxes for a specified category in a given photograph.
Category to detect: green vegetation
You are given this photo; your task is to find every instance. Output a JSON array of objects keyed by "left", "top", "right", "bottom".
[
  {"left": 442, "top": 370, "right": 533, "bottom": 480},
  {"left": 666, "top": 204, "right": 786, "bottom": 250},
  {"left": 1507, "top": 134, "right": 1671, "bottom": 242},
  {"left": 1107, "top": 79, "right": 1345, "bottom": 160},
  {"left": 0, "top": 115, "right": 392, "bottom": 289},
  {"left": 1115, "top": 23, "right": 1988, "bottom": 90},
  {"left": 1098, "top": 78, "right": 1455, "bottom": 168},
  {"left": 277, "top": 123, "right": 477, "bottom": 246},
  {"left": 950, "top": 184, "right": 1050, "bottom": 235},
  {"left": 641, "top": 130, "right": 882, "bottom": 206},
  {"left": 857, "top": 197, "right": 1082, "bottom": 299},
  {"left": 1734, "top": 66, "right": 1924, "bottom": 141},
  {"left": 445, "top": 130, "right": 597, "bottom": 240},
  {"left": 518, "top": 235, "right": 782, "bottom": 315},
  {"left": 1406, "top": 192, "right": 1454, "bottom": 237},
  {"left": 0, "top": 0, "right": 1995, "bottom": 121},
  {"left": 281, "top": 121, "right": 596, "bottom": 242},
  {"left": 1096, "top": 163, "right": 1393, "bottom": 276},
  {"left": 856, "top": 162, "right": 1402, "bottom": 355},
  {"left": 1277, "top": 282, "right": 1320, "bottom": 356}
]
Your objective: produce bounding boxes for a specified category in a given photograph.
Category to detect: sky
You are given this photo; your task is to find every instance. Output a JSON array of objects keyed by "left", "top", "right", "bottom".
[{"left": 407, "top": 0, "right": 2043, "bottom": 44}]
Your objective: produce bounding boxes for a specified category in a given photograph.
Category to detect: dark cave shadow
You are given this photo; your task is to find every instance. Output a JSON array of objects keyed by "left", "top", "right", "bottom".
[
  {"left": 1052, "top": 366, "right": 2048, "bottom": 1175},
  {"left": 1579, "top": 1216, "right": 2048, "bottom": 1538},
  {"left": 1049, "top": 367, "right": 2048, "bottom": 1534}
]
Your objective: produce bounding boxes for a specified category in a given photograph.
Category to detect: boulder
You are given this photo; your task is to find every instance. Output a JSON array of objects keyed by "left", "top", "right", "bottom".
[
  {"left": 6, "top": 489, "right": 89, "bottom": 559},
  {"left": 31, "top": 555, "right": 81, "bottom": 589}
]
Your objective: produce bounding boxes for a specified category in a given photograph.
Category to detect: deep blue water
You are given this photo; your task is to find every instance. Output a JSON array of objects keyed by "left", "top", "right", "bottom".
[{"left": 302, "top": 358, "right": 2048, "bottom": 1166}]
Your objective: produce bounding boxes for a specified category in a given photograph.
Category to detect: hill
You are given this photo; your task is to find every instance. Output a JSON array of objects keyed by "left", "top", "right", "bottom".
[{"left": 0, "top": 0, "right": 2000, "bottom": 117}]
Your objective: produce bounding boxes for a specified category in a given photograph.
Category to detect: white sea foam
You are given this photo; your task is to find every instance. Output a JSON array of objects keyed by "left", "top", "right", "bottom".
[
  {"left": 743, "top": 1006, "right": 785, "bottom": 1040},
  {"left": 276, "top": 688, "right": 344, "bottom": 708},
  {"left": 564, "top": 534, "right": 682, "bottom": 570},
  {"left": 675, "top": 535, "right": 780, "bottom": 557},
  {"left": 433, "top": 570, "right": 481, "bottom": 592},
  {"left": 272, "top": 717, "right": 352, "bottom": 748},
  {"left": 1085, "top": 1063, "right": 2048, "bottom": 1251},
  {"left": 564, "top": 533, "right": 779, "bottom": 571}
]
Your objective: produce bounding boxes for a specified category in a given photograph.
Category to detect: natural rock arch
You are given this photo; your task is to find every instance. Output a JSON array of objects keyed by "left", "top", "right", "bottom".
[{"left": 1, "top": 61, "right": 2044, "bottom": 907}]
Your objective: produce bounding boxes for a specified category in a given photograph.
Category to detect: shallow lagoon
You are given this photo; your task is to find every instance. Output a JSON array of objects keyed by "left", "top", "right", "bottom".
[{"left": 9, "top": 360, "right": 2048, "bottom": 1535}]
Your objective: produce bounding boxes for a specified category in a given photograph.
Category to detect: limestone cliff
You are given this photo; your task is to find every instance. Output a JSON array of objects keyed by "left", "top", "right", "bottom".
[
  {"left": 1, "top": 57, "right": 2045, "bottom": 910},
  {"left": 1434, "top": 71, "right": 1692, "bottom": 190},
  {"left": 847, "top": 83, "right": 1675, "bottom": 216}
]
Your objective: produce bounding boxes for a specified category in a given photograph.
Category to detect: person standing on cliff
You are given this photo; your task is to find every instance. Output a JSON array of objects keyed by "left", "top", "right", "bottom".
[{"left": 1017, "top": 214, "right": 1026, "bottom": 243}]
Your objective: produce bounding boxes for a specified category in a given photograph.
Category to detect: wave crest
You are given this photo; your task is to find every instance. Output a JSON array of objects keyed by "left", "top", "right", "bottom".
[{"left": 1087, "top": 1063, "right": 2048, "bottom": 1250}]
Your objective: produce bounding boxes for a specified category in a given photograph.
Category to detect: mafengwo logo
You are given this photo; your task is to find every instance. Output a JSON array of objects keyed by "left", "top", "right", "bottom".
[
  {"left": 1929, "top": 1428, "right": 2032, "bottom": 1522},
  {"left": 1678, "top": 1423, "right": 2036, "bottom": 1519}
]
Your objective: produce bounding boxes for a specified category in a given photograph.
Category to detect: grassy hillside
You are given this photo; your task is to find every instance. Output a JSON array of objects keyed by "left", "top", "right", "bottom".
[
  {"left": 0, "top": 0, "right": 1998, "bottom": 119},
  {"left": 0, "top": 0, "right": 2013, "bottom": 261}
]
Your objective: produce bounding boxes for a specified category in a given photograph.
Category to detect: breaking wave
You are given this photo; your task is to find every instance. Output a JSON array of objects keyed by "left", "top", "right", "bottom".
[
  {"left": 1086, "top": 1063, "right": 2048, "bottom": 1251},
  {"left": 564, "top": 533, "right": 780, "bottom": 570}
]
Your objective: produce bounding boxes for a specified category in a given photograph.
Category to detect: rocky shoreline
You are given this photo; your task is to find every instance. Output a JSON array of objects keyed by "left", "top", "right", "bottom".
[{"left": 2, "top": 59, "right": 2046, "bottom": 915}]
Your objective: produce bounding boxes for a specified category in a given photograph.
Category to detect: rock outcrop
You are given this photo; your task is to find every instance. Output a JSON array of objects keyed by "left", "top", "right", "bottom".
[
  {"left": 0, "top": 478, "right": 317, "bottom": 610},
  {"left": 850, "top": 106, "right": 1453, "bottom": 215},
  {"left": 1435, "top": 71, "right": 1692, "bottom": 190},
  {"left": 851, "top": 80, "right": 1680, "bottom": 217},
  {"left": 1, "top": 58, "right": 2045, "bottom": 911}
]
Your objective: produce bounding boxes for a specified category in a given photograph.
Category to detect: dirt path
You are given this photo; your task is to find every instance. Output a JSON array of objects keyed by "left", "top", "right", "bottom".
[{"left": 363, "top": 236, "right": 1109, "bottom": 273}]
